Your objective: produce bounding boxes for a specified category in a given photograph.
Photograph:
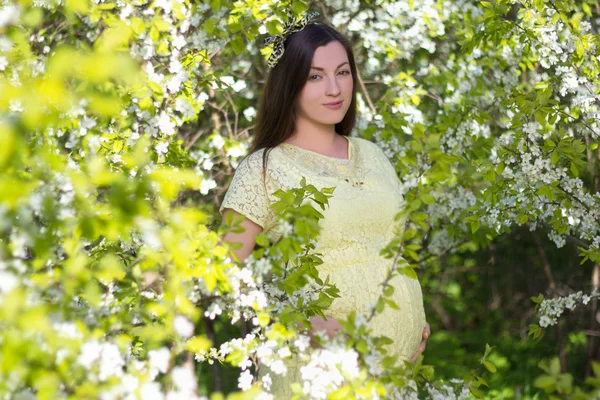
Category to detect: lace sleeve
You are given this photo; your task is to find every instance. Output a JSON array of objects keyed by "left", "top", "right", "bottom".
[{"left": 219, "top": 152, "right": 277, "bottom": 231}]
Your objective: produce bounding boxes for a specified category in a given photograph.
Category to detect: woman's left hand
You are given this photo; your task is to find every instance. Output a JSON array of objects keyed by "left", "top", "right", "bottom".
[{"left": 409, "top": 322, "right": 431, "bottom": 363}]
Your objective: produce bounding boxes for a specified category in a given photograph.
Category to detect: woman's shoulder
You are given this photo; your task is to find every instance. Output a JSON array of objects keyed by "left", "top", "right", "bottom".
[
  {"left": 242, "top": 137, "right": 386, "bottom": 165},
  {"left": 236, "top": 146, "right": 298, "bottom": 187},
  {"left": 350, "top": 136, "right": 386, "bottom": 158},
  {"left": 235, "top": 147, "right": 280, "bottom": 171}
]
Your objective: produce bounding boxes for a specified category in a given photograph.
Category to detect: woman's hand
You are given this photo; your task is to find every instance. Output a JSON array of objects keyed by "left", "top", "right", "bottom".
[
  {"left": 308, "top": 315, "right": 343, "bottom": 347},
  {"left": 409, "top": 322, "right": 431, "bottom": 363}
]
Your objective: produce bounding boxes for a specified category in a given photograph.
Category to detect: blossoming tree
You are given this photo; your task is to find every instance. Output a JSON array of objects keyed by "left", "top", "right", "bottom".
[{"left": 1, "top": 0, "right": 600, "bottom": 398}]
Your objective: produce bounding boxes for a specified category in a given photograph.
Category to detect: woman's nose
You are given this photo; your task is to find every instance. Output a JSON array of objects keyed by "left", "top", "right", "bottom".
[{"left": 325, "top": 76, "right": 341, "bottom": 96}]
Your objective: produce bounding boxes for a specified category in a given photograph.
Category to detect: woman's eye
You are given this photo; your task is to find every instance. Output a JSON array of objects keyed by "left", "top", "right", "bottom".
[{"left": 309, "top": 71, "right": 350, "bottom": 81}]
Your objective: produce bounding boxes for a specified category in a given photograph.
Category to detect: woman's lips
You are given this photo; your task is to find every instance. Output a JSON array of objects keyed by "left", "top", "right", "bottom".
[{"left": 324, "top": 101, "right": 343, "bottom": 110}]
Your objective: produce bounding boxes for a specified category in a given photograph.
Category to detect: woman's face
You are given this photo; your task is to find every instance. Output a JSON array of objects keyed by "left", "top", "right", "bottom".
[{"left": 296, "top": 40, "right": 353, "bottom": 127}]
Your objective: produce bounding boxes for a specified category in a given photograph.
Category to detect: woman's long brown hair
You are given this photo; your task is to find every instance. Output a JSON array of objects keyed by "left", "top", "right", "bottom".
[{"left": 244, "top": 20, "right": 358, "bottom": 196}]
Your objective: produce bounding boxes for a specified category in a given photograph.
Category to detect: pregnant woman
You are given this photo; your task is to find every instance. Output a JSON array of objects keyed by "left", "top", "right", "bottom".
[{"left": 219, "top": 12, "right": 430, "bottom": 397}]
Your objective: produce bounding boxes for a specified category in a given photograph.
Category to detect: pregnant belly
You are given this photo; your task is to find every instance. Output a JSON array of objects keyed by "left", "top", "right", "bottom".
[{"left": 322, "top": 264, "right": 426, "bottom": 361}]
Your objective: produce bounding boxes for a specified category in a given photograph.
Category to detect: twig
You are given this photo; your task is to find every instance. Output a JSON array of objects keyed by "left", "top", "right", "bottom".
[
  {"left": 223, "top": 90, "right": 239, "bottom": 136},
  {"left": 531, "top": 230, "right": 557, "bottom": 292},
  {"left": 206, "top": 101, "right": 234, "bottom": 138},
  {"left": 585, "top": 264, "right": 599, "bottom": 377},
  {"left": 425, "top": 91, "right": 444, "bottom": 106},
  {"left": 554, "top": 108, "right": 599, "bottom": 138},
  {"left": 185, "top": 128, "right": 207, "bottom": 151},
  {"left": 355, "top": 63, "right": 377, "bottom": 116}
]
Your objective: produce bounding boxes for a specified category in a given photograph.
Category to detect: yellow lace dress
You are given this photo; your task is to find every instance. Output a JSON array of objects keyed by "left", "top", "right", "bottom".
[{"left": 219, "top": 135, "right": 427, "bottom": 397}]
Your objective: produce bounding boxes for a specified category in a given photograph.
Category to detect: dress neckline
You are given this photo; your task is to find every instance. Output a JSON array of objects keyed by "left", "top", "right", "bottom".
[{"left": 278, "top": 135, "right": 353, "bottom": 163}]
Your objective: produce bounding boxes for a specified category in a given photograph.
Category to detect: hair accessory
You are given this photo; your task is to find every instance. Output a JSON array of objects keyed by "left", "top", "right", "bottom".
[{"left": 262, "top": 9, "right": 319, "bottom": 69}]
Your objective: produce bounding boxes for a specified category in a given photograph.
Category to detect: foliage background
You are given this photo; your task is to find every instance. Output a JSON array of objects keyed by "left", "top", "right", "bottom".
[{"left": 1, "top": 0, "right": 600, "bottom": 398}]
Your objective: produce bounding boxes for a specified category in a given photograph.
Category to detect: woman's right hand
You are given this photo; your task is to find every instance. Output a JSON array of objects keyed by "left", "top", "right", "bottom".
[{"left": 308, "top": 315, "right": 343, "bottom": 347}]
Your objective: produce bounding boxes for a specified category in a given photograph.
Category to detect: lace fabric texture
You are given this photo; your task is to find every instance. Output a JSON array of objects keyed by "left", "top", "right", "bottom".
[{"left": 219, "top": 136, "right": 427, "bottom": 397}]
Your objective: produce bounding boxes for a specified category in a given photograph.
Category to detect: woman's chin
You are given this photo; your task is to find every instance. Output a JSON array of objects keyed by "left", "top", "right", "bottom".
[{"left": 315, "top": 117, "right": 346, "bottom": 125}]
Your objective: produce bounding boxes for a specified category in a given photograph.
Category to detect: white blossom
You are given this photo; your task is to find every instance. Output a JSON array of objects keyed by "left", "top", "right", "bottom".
[
  {"left": 173, "top": 315, "right": 195, "bottom": 339},
  {"left": 243, "top": 106, "right": 256, "bottom": 121},
  {"left": 238, "top": 369, "right": 253, "bottom": 391},
  {"left": 148, "top": 347, "right": 171, "bottom": 376},
  {"left": 155, "top": 141, "right": 169, "bottom": 155},
  {"left": 170, "top": 366, "right": 196, "bottom": 393},
  {"left": 200, "top": 178, "right": 217, "bottom": 195}
]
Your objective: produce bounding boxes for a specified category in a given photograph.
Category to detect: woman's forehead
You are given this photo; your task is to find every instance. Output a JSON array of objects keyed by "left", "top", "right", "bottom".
[{"left": 311, "top": 41, "right": 349, "bottom": 68}]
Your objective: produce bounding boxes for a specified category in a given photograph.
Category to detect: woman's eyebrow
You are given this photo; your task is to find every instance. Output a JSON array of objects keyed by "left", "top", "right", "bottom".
[{"left": 310, "top": 61, "right": 350, "bottom": 71}]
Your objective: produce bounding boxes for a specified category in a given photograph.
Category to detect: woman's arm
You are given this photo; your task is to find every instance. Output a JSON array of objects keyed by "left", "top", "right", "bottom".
[
  {"left": 219, "top": 208, "right": 263, "bottom": 263},
  {"left": 219, "top": 209, "right": 344, "bottom": 347}
]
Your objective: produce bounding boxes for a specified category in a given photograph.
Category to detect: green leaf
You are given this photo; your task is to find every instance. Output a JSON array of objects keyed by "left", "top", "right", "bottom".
[
  {"left": 375, "top": 298, "right": 385, "bottom": 313},
  {"left": 534, "top": 375, "right": 556, "bottom": 389},
  {"left": 400, "top": 267, "right": 417, "bottom": 279},
  {"left": 149, "top": 26, "right": 160, "bottom": 41},
  {"left": 410, "top": 212, "right": 428, "bottom": 222},
  {"left": 409, "top": 140, "right": 423, "bottom": 152},
  {"left": 152, "top": 17, "right": 171, "bottom": 32},
  {"left": 530, "top": 294, "right": 545, "bottom": 304},
  {"left": 255, "top": 233, "right": 270, "bottom": 247},
  {"left": 291, "top": 1, "right": 309, "bottom": 15},
  {"left": 65, "top": 0, "right": 90, "bottom": 14},
  {"left": 0, "top": 125, "right": 15, "bottom": 170},
  {"left": 148, "top": 81, "right": 164, "bottom": 96},
  {"left": 112, "top": 140, "right": 124, "bottom": 153},
  {"left": 495, "top": 162, "right": 505, "bottom": 174},
  {"left": 96, "top": 2, "right": 117, "bottom": 9},
  {"left": 266, "top": 20, "right": 282, "bottom": 36},
  {"left": 230, "top": 37, "right": 244, "bottom": 55},
  {"left": 403, "top": 228, "right": 417, "bottom": 241},
  {"left": 383, "top": 285, "right": 394, "bottom": 297},
  {"left": 570, "top": 161, "right": 579, "bottom": 177},
  {"left": 550, "top": 357, "right": 561, "bottom": 376},
  {"left": 356, "top": 339, "right": 368, "bottom": 353},
  {"left": 185, "top": 336, "right": 212, "bottom": 353},
  {"left": 204, "top": 17, "right": 218, "bottom": 34},
  {"left": 576, "top": 40, "right": 584, "bottom": 57},
  {"left": 257, "top": 312, "right": 270, "bottom": 328},
  {"left": 130, "top": 17, "right": 146, "bottom": 35},
  {"left": 385, "top": 299, "right": 400, "bottom": 310},
  {"left": 421, "top": 365, "right": 434, "bottom": 380},
  {"left": 420, "top": 193, "right": 436, "bottom": 204},
  {"left": 328, "top": 386, "right": 352, "bottom": 400},
  {"left": 469, "top": 386, "right": 484, "bottom": 398},
  {"left": 537, "top": 185, "right": 554, "bottom": 201},
  {"left": 516, "top": 214, "right": 528, "bottom": 225},
  {"left": 483, "top": 360, "right": 497, "bottom": 373},
  {"left": 405, "top": 250, "right": 419, "bottom": 262},
  {"left": 476, "top": 375, "right": 489, "bottom": 387}
]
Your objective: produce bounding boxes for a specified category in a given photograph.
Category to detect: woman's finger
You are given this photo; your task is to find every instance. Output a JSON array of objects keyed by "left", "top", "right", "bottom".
[
  {"left": 409, "top": 339, "right": 426, "bottom": 363},
  {"left": 422, "top": 323, "right": 431, "bottom": 340},
  {"left": 418, "top": 339, "right": 426, "bottom": 353},
  {"left": 409, "top": 351, "right": 418, "bottom": 363}
]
